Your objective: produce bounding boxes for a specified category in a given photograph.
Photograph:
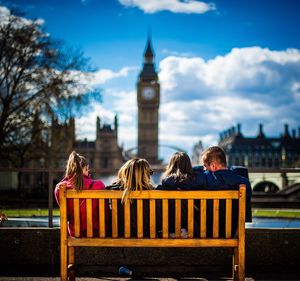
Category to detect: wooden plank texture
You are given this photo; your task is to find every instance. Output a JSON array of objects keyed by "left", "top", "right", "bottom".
[
  {"left": 86, "top": 199, "right": 93, "bottom": 238},
  {"left": 175, "top": 199, "right": 181, "bottom": 238},
  {"left": 213, "top": 199, "right": 219, "bottom": 238},
  {"left": 74, "top": 199, "right": 80, "bottom": 238}
]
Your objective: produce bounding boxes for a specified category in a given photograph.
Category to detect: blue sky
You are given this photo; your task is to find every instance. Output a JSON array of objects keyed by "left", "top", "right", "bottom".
[{"left": 2, "top": 0, "right": 300, "bottom": 162}]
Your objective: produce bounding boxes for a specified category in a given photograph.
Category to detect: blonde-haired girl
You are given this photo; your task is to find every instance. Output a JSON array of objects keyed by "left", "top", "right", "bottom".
[{"left": 106, "top": 158, "right": 154, "bottom": 237}]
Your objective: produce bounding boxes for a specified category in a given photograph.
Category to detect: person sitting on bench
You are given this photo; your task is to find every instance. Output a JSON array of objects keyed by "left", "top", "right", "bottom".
[
  {"left": 54, "top": 151, "right": 106, "bottom": 237},
  {"left": 106, "top": 158, "right": 155, "bottom": 237}
]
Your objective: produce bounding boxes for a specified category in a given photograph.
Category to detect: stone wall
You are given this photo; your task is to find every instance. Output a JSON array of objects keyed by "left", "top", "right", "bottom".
[{"left": 0, "top": 228, "right": 299, "bottom": 276}]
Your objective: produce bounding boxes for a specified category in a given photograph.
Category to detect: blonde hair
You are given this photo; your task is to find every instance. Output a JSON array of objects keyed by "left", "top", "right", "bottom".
[
  {"left": 163, "top": 152, "right": 192, "bottom": 182},
  {"left": 65, "top": 151, "right": 88, "bottom": 191},
  {"left": 114, "top": 158, "right": 153, "bottom": 203}
]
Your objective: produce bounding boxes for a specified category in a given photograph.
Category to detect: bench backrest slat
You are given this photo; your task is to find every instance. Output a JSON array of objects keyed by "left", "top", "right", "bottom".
[
  {"left": 137, "top": 199, "right": 143, "bottom": 238},
  {"left": 175, "top": 199, "right": 181, "bottom": 238},
  {"left": 124, "top": 199, "right": 131, "bottom": 238},
  {"left": 188, "top": 199, "right": 194, "bottom": 238},
  {"left": 86, "top": 199, "right": 93, "bottom": 237},
  {"left": 111, "top": 199, "right": 118, "bottom": 238},
  {"left": 200, "top": 199, "right": 207, "bottom": 238},
  {"left": 74, "top": 199, "right": 80, "bottom": 237},
  {"left": 65, "top": 190, "right": 239, "bottom": 199},
  {"left": 162, "top": 199, "right": 169, "bottom": 238},
  {"left": 226, "top": 199, "right": 232, "bottom": 238},
  {"left": 149, "top": 199, "right": 156, "bottom": 238},
  {"left": 213, "top": 199, "right": 220, "bottom": 238},
  {"left": 99, "top": 199, "right": 105, "bottom": 238}
]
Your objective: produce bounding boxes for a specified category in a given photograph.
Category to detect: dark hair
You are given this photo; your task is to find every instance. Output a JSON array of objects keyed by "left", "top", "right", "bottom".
[
  {"left": 65, "top": 151, "right": 88, "bottom": 191},
  {"left": 201, "top": 146, "right": 227, "bottom": 167},
  {"left": 163, "top": 152, "right": 193, "bottom": 182}
]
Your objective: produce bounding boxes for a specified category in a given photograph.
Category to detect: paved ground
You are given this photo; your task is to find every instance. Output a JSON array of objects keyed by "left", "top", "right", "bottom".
[
  {"left": 0, "top": 277, "right": 256, "bottom": 281},
  {"left": 1, "top": 276, "right": 299, "bottom": 281}
]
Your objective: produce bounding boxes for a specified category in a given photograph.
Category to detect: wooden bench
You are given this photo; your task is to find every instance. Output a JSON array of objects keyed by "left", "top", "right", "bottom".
[{"left": 59, "top": 185, "right": 246, "bottom": 281}]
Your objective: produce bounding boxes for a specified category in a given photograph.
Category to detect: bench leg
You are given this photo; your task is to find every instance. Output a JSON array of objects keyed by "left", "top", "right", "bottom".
[
  {"left": 238, "top": 244, "right": 245, "bottom": 281},
  {"left": 232, "top": 247, "right": 245, "bottom": 281},
  {"left": 232, "top": 248, "right": 238, "bottom": 280},
  {"left": 61, "top": 240, "right": 68, "bottom": 281},
  {"left": 68, "top": 246, "right": 75, "bottom": 281}
]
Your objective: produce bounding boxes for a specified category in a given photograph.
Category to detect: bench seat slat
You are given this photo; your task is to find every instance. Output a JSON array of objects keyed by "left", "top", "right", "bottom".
[{"left": 68, "top": 238, "right": 239, "bottom": 247}]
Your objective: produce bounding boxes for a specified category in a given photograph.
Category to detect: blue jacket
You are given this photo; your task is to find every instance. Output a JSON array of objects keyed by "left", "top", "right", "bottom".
[{"left": 157, "top": 167, "right": 252, "bottom": 223}]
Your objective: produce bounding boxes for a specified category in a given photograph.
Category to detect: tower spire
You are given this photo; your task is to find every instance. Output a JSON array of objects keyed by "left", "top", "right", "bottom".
[
  {"left": 144, "top": 32, "right": 154, "bottom": 63},
  {"left": 139, "top": 33, "right": 157, "bottom": 82}
]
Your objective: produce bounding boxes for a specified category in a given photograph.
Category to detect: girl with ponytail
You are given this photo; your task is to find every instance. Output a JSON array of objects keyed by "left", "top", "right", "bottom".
[{"left": 54, "top": 151, "right": 106, "bottom": 237}]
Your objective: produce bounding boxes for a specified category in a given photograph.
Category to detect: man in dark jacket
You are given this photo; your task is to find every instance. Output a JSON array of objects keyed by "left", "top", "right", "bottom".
[{"left": 197, "top": 146, "right": 252, "bottom": 223}]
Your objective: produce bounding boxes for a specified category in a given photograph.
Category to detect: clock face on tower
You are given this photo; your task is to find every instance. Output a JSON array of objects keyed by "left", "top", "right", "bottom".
[{"left": 142, "top": 87, "right": 155, "bottom": 100}]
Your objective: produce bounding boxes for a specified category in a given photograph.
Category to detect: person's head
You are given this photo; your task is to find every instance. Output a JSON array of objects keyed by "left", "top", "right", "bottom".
[
  {"left": 65, "top": 151, "right": 89, "bottom": 191},
  {"left": 201, "top": 146, "right": 227, "bottom": 172},
  {"left": 164, "top": 152, "right": 193, "bottom": 182},
  {"left": 115, "top": 158, "right": 153, "bottom": 202}
]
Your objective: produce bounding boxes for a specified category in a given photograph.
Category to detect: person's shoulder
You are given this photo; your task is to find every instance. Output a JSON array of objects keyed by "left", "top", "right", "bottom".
[
  {"left": 84, "top": 176, "right": 105, "bottom": 190},
  {"left": 93, "top": 179, "right": 105, "bottom": 190},
  {"left": 55, "top": 179, "right": 69, "bottom": 191},
  {"left": 218, "top": 169, "right": 250, "bottom": 184},
  {"left": 156, "top": 175, "right": 179, "bottom": 190},
  {"left": 192, "top": 165, "right": 204, "bottom": 173},
  {"left": 105, "top": 183, "right": 122, "bottom": 190}
]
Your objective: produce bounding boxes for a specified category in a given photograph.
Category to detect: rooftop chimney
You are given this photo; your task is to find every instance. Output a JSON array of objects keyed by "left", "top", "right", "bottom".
[
  {"left": 283, "top": 124, "right": 290, "bottom": 138},
  {"left": 257, "top": 123, "right": 265, "bottom": 138},
  {"left": 236, "top": 123, "right": 242, "bottom": 137}
]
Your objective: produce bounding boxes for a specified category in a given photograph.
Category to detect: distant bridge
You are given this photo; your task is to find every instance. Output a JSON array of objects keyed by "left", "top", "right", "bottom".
[{"left": 248, "top": 169, "right": 300, "bottom": 192}]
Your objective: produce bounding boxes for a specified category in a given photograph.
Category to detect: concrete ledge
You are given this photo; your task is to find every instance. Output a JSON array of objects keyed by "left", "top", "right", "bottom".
[{"left": 0, "top": 228, "right": 299, "bottom": 276}]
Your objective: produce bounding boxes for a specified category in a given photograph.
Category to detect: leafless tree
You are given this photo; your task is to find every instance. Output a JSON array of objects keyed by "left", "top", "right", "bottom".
[{"left": 0, "top": 7, "right": 100, "bottom": 167}]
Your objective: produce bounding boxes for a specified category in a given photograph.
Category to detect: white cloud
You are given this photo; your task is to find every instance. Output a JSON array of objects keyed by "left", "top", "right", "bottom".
[
  {"left": 119, "top": 0, "right": 216, "bottom": 14},
  {"left": 92, "top": 67, "right": 137, "bottom": 85},
  {"left": 76, "top": 46, "right": 300, "bottom": 162},
  {"left": 0, "top": 5, "right": 44, "bottom": 27},
  {"left": 158, "top": 46, "right": 300, "bottom": 156}
]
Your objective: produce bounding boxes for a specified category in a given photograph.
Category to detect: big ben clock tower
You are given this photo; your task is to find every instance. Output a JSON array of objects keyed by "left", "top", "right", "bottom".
[{"left": 137, "top": 36, "right": 160, "bottom": 164}]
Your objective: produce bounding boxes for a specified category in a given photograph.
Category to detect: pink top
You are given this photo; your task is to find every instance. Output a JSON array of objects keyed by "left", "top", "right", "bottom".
[{"left": 54, "top": 175, "right": 106, "bottom": 236}]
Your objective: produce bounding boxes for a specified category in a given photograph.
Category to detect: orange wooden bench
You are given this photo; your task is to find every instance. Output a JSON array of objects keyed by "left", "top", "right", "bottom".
[{"left": 59, "top": 185, "right": 246, "bottom": 281}]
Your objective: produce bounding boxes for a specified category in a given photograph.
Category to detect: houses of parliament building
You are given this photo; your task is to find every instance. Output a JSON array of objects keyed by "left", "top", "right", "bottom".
[{"left": 218, "top": 123, "right": 300, "bottom": 168}]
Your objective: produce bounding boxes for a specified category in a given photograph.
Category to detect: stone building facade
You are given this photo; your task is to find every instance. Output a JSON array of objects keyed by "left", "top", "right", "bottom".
[{"left": 218, "top": 123, "right": 300, "bottom": 168}]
